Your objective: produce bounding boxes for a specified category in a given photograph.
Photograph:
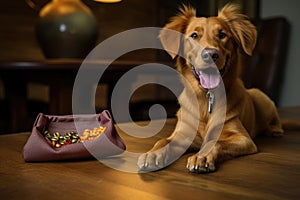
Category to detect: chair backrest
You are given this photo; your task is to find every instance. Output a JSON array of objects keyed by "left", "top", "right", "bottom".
[{"left": 240, "top": 17, "right": 290, "bottom": 104}]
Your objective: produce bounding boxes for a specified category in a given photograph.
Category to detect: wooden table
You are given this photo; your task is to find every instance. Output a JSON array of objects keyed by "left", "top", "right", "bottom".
[
  {"left": 0, "top": 107, "right": 300, "bottom": 199},
  {"left": 0, "top": 59, "right": 173, "bottom": 132}
]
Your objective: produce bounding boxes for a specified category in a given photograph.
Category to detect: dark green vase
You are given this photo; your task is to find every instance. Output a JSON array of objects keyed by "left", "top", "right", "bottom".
[{"left": 35, "top": 0, "right": 99, "bottom": 58}]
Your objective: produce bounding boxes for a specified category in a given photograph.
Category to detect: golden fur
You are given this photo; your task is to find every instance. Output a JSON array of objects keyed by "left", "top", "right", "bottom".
[{"left": 138, "top": 4, "right": 285, "bottom": 173}]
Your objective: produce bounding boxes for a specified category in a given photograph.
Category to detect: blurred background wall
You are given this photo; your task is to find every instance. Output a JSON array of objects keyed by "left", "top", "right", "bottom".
[
  {"left": 261, "top": 0, "right": 300, "bottom": 107},
  {"left": 0, "top": 0, "right": 299, "bottom": 107}
]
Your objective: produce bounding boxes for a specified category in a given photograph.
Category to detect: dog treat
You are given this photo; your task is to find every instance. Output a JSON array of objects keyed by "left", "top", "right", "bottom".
[
  {"left": 81, "top": 126, "right": 106, "bottom": 141},
  {"left": 42, "top": 126, "right": 106, "bottom": 148}
]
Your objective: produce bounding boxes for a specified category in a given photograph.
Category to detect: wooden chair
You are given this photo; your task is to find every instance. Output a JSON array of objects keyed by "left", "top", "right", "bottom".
[{"left": 240, "top": 17, "right": 290, "bottom": 104}]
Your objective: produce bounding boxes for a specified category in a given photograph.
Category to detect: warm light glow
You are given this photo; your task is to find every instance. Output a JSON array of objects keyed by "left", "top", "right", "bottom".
[{"left": 93, "top": 0, "right": 122, "bottom": 3}]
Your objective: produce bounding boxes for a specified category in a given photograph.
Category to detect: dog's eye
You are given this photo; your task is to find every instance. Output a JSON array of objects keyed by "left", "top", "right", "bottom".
[
  {"left": 218, "top": 31, "right": 227, "bottom": 40},
  {"left": 190, "top": 32, "right": 199, "bottom": 39}
]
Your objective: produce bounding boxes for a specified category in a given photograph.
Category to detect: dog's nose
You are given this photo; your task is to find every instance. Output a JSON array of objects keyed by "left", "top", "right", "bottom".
[{"left": 201, "top": 48, "right": 219, "bottom": 64}]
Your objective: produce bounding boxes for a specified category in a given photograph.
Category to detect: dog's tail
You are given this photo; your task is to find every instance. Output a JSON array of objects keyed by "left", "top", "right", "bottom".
[{"left": 281, "top": 120, "right": 300, "bottom": 131}]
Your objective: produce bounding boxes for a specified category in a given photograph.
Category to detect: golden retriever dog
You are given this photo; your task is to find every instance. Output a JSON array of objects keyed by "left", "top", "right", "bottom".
[{"left": 137, "top": 4, "right": 286, "bottom": 173}]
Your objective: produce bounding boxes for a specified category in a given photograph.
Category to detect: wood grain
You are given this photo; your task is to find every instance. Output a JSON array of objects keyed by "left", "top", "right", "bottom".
[{"left": 0, "top": 108, "right": 300, "bottom": 199}]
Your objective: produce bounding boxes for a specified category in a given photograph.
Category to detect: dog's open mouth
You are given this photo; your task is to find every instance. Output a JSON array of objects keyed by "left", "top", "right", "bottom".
[
  {"left": 192, "top": 66, "right": 222, "bottom": 89},
  {"left": 191, "top": 56, "right": 228, "bottom": 89}
]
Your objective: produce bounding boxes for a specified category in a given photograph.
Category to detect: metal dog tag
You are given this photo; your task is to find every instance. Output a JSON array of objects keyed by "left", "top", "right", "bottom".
[{"left": 206, "top": 90, "right": 215, "bottom": 113}]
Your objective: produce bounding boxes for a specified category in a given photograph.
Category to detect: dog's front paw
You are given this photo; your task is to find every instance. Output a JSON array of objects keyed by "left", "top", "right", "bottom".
[
  {"left": 138, "top": 149, "right": 168, "bottom": 171},
  {"left": 186, "top": 154, "right": 216, "bottom": 173}
]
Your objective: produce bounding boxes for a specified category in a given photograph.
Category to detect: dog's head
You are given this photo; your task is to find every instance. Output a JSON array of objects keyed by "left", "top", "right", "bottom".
[{"left": 159, "top": 4, "right": 257, "bottom": 90}]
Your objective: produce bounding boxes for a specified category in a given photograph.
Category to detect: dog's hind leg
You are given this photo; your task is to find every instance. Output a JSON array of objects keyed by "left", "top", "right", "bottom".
[
  {"left": 266, "top": 113, "right": 284, "bottom": 137},
  {"left": 248, "top": 88, "right": 283, "bottom": 137}
]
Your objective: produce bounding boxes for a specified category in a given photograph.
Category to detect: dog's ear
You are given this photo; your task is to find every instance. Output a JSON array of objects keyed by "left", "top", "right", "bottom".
[
  {"left": 218, "top": 4, "right": 257, "bottom": 56},
  {"left": 159, "top": 5, "right": 196, "bottom": 59}
]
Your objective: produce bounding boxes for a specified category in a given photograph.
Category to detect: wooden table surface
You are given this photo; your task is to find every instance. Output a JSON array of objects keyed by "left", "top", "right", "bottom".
[{"left": 0, "top": 107, "right": 300, "bottom": 200}]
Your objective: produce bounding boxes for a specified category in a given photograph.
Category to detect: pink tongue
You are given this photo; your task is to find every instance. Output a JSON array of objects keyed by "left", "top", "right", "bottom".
[{"left": 199, "top": 71, "right": 220, "bottom": 89}]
